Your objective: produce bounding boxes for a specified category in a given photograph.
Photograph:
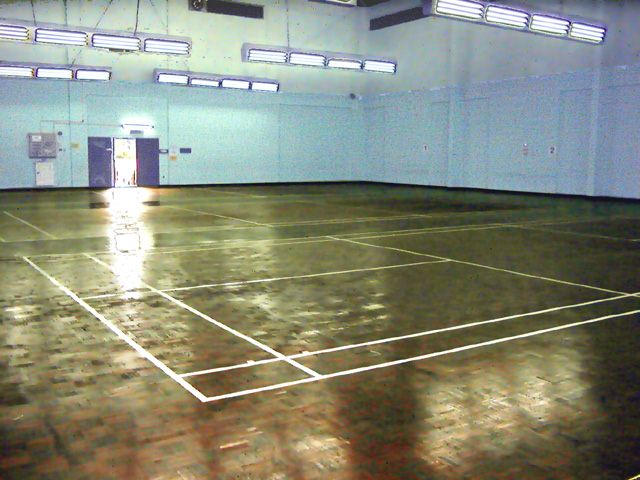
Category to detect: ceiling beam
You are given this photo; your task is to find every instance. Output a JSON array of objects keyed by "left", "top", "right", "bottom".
[{"left": 370, "top": 6, "right": 430, "bottom": 30}]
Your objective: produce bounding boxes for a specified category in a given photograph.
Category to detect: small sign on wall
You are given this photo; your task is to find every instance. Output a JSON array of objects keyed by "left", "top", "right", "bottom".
[{"left": 169, "top": 146, "right": 178, "bottom": 161}]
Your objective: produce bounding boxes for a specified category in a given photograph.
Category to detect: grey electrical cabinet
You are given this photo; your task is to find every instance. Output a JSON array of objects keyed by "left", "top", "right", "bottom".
[{"left": 28, "top": 133, "right": 57, "bottom": 158}]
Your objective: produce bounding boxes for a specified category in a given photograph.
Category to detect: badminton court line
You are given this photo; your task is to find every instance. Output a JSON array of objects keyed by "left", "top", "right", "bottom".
[
  {"left": 200, "top": 308, "right": 640, "bottom": 402},
  {"left": 511, "top": 224, "right": 639, "bottom": 243},
  {"left": 165, "top": 205, "right": 272, "bottom": 227},
  {"left": 180, "top": 291, "right": 639, "bottom": 378},
  {"left": 328, "top": 236, "right": 628, "bottom": 296},
  {"left": 29, "top": 222, "right": 507, "bottom": 260},
  {"left": 80, "top": 259, "right": 449, "bottom": 300},
  {"left": 82, "top": 253, "right": 321, "bottom": 378},
  {"left": 268, "top": 214, "right": 431, "bottom": 226},
  {"left": 22, "top": 257, "right": 207, "bottom": 402},
  {"left": 4, "top": 211, "right": 57, "bottom": 239}
]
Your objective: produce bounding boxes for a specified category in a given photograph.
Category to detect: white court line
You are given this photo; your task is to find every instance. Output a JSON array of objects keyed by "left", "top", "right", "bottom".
[
  {"left": 354, "top": 224, "right": 505, "bottom": 240},
  {"left": 80, "top": 259, "right": 448, "bottom": 301},
  {"left": 82, "top": 253, "right": 321, "bottom": 379},
  {"left": 22, "top": 257, "right": 207, "bottom": 402},
  {"left": 32, "top": 222, "right": 513, "bottom": 261},
  {"left": 201, "top": 308, "right": 640, "bottom": 402},
  {"left": 4, "top": 211, "right": 57, "bottom": 239},
  {"left": 180, "top": 291, "right": 639, "bottom": 378},
  {"left": 195, "top": 187, "right": 263, "bottom": 198},
  {"left": 512, "top": 224, "right": 638, "bottom": 243},
  {"left": 269, "top": 214, "right": 430, "bottom": 226},
  {"left": 0, "top": 235, "right": 5, "bottom": 242},
  {"left": 161, "top": 260, "right": 449, "bottom": 293},
  {"left": 328, "top": 236, "right": 627, "bottom": 296},
  {"left": 166, "top": 205, "right": 272, "bottom": 227}
]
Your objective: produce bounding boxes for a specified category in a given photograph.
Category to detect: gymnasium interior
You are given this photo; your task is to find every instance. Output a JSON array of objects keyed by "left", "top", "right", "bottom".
[{"left": 1, "top": 0, "right": 639, "bottom": 478}]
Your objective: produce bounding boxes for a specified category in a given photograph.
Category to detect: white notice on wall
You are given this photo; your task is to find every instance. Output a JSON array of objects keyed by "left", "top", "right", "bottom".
[{"left": 169, "top": 146, "right": 178, "bottom": 161}]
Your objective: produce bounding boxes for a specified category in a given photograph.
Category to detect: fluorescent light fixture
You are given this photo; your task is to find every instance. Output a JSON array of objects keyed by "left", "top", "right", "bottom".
[
  {"left": 289, "top": 52, "right": 326, "bottom": 67},
  {"left": 36, "top": 67, "right": 73, "bottom": 79},
  {"left": 434, "top": 0, "right": 484, "bottom": 21},
  {"left": 247, "top": 48, "right": 287, "bottom": 63},
  {"left": 0, "top": 65, "right": 34, "bottom": 77},
  {"left": 327, "top": 58, "right": 362, "bottom": 70},
  {"left": 92, "top": 33, "right": 140, "bottom": 50},
  {"left": 363, "top": 59, "right": 396, "bottom": 73},
  {"left": 530, "top": 14, "right": 570, "bottom": 36},
  {"left": 221, "top": 79, "right": 250, "bottom": 90},
  {"left": 569, "top": 22, "right": 606, "bottom": 43},
  {"left": 251, "top": 81, "right": 279, "bottom": 92},
  {"left": 121, "top": 123, "right": 154, "bottom": 133},
  {"left": 35, "top": 28, "right": 87, "bottom": 46},
  {"left": 75, "top": 69, "right": 111, "bottom": 81},
  {"left": 0, "top": 24, "right": 29, "bottom": 41},
  {"left": 144, "top": 38, "right": 190, "bottom": 55},
  {"left": 190, "top": 78, "right": 220, "bottom": 87},
  {"left": 157, "top": 73, "right": 189, "bottom": 84},
  {"left": 485, "top": 5, "right": 529, "bottom": 29}
]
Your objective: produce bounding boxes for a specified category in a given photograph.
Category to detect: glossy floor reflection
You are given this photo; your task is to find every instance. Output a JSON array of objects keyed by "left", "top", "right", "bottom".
[{"left": 1, "top": 184, "right": 640, "bottom": 479}]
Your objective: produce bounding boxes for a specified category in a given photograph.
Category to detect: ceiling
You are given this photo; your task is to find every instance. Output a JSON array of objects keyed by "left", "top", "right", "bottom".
[{"left": 0, "top": 0, "right": 637, "bottom": 95}]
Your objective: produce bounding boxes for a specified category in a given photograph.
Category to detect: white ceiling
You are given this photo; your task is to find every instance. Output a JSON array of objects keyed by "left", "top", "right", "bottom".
[{"left": 0, "top": 0, "right": 637, "bottom": 95}]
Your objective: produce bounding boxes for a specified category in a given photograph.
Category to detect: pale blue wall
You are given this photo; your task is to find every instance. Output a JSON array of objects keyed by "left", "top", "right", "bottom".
[
  {"left": 2, "top": 64, "right": 639, "bottom": 199},
  {"left": 363, "top": 64, "right": 640, "bottom": 200},
  {"left": 0, "top": 79, "right": 363, "bottom": 189}
]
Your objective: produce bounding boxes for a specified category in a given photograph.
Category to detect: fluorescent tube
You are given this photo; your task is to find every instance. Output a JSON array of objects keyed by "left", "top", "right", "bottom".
[
  {"left": 485, "top": 5, "right": 529, "bottom": 29},
  {"left": 248, "top": 48, "right": 287, "bottom": 63},
  {"left": 35, "top": 28, "right": 87, "bottom": 46},
  {"left": 144, "top": 38, "right": 190, "bottom": 55},
  {"left": 76, "top": 69, "right": 111, "bottom": 81},
  {"left": 221, "top": 79, "right": 250, "bottom": 89},
  {"left": 157, "top": 73, "right": 189, "bottom": 84},
  {"left": 289, "top": 52, "right": 326, "bottom": 67},
  {"left": 327, "top": 58, "right": 362, "bottom": 70},
  {"left": 569, "top": 23, "right": 606, "bottom": 43},
  {"left": 92, "top": 34, "right": 140, "bottom": 51},
  {"left": 434, "top": 0, "right": 484, "bottom": 21},
  {"left": 530, "top": 15, "right": 570, "bottom": 35},
  {"left": 251, "top": 81, "right": 279, "bottom": 92},
  {"left": 363, "top": 60, "right": 396, "bottom": 73},
  {"left": 36, "top": 68, "right": 73, "bottom": 79},
  {"left": 0, "top": 24, "right": 29, "bottom": 41},
  {"left": 0, "top": 65, "right": 34, "bottom": 77},
  {"left": 190, "top": 78, "right": 220, "bottom": 87}
]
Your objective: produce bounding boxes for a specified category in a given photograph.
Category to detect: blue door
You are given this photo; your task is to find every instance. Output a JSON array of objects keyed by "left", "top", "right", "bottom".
[
  {"left": 88, "top": 137, "right": 113, "bottom": 187},
  {"left": 136, "top": 138, "right": 160, "bottom": 187}
]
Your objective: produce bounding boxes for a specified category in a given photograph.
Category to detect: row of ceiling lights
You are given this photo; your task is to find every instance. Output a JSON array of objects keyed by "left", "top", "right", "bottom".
[
  {"left": 243, "top": 44, "right": 397, "bottom": 74},
  {"left": 0, "top": 19, "right": 191, "bottom": 54},
  {"left": 0, "top": 63, "right": 111, "bottom": 81},
  {"left": 0, "top": 61, "right": 280, "bottom": 93},
  {"left": 430, "top": 0, "right": 606, "bottom": 44},
  {"left": 154, "top": 69, "right": 280, "bottom": 92}
]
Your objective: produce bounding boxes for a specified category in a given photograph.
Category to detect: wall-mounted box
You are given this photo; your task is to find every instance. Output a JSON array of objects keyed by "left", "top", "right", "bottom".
[
  {"left": 35, "top": 160, "right": 55, "bottom": 186},
  {"left": 28, "top": 133, "right": 57, "bottom": 158}
]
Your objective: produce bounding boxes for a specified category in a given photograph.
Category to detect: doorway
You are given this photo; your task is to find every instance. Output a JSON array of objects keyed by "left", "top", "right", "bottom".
[
  {"left": 113, "top": 138, "right": 137, "bottom": 187},
  {"left": 88, "top": 137, "right": 160, "bottom": 188}
]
